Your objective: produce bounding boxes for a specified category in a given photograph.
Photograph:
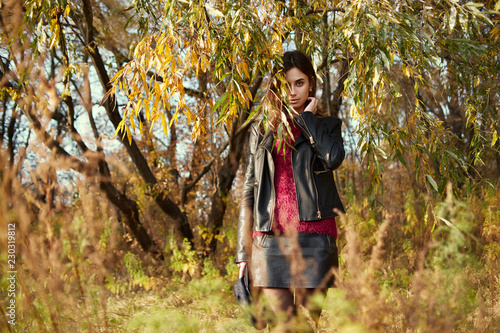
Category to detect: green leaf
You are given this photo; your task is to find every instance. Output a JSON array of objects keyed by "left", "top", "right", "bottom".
[
  {"left": 367, "top": 14, "right": 379, "bottom": 28},
  {"left": 380, "top": 51, "right": 390, "bottom": 70},
  {"left": 212, "top": 91, "right": 229, "bottom": 112},
  {"left": 205, "top": 4, "right": 224, "bottom": 18},
  {"left": 465, "top": 2, "right": 484, "bottom": 8},
  {"left": 395, "top": 150, "right": 407, "bottom": 166},
  {"left": 372, "top": 65, "right": 380, "bottom": 86},
  {"left": 449, "top": 6, "right": 457, "bottom": 34},
  {"left": 426, "top": 174, "right": 439, "bottom": 192}
]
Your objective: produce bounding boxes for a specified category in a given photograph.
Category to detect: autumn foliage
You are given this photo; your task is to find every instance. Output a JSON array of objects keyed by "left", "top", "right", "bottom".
[{"left": 1, "top": 0, "right": 499, "bottom": 331}]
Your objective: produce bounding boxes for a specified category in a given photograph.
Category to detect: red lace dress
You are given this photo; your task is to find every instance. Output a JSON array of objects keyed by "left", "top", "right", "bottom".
[{"left": 253, "top": 122, "right": 337, "bottom": 238}]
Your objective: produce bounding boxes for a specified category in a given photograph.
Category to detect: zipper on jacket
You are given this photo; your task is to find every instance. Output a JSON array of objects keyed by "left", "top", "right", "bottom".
[
  {"left": 269, "top": 186, "right": 276, "bottom": 230},
  {"left": 296, "top": 114, "right": 330, "bottom": 169},
  {"left": 291, "top": 148, "right": 299, "bottom": 219},
  {"left": 297, "top": 114, "right": 315, "bottom": 145},
  {"left": 314, "top": 170, "right": 329, "bottom": 175},
  {"left": 262, "top": 144, "right": 276, "bottom": 231},
  {"left": 298, "top": 114, "right": 325, "bottom": 219},
  {"left": 311, "top": 155, "right": 321, "bottom": 219}
]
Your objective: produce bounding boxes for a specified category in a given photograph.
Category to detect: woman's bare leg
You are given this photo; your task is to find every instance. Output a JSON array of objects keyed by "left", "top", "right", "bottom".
[
  {"left": 262, "top": 288, "right": 295, "bottom": 332},
  {"left": 296, "top": 288, "right": 327, "bottom": 326}
]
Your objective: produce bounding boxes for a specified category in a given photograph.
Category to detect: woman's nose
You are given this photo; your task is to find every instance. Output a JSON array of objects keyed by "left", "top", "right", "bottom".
[{"left": 289, "top": 85, "right": 296, "bottom": 96}]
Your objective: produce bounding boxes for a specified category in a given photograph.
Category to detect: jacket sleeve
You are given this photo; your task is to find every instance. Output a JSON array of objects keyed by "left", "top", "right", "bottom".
[
  {"left": 294, "top": 112, "right": 345, "bottom": 171},
  {"left": 235, "top": 124, "right": 259, "bottom": 263}
]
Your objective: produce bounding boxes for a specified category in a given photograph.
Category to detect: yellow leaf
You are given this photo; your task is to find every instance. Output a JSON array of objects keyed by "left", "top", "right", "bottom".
[
  {"left": 113, "top": 120, "right": 125, "bottom": 138},
  {"left": 124, "top": 125, "right": 132, "bottom": 145},
  {"left": 140, "top": 71, "right": 149, "bottom": 99},
  {"left": 177, "top": 80, "right": 185, "bottom": 94},
  {"left": 162, "top": 94, "right": 170, "bottom": 114},
  {"left": 50, "top": 18, "right": 58, "bottom": 32},
  {"left": 169, "top": 110, "right": 179, "bottom": 127},
  {"left": 49, "top": 24, "right": 60, "bottom": 49},
  {"left": 151, "top": 113, "right": 159, "bottom": 129},
  {"left": 236, "top": 91, "right": 244, "bottom": 105},
  {"left": 160, "top": 112, "right": 168, "bottom": 136},
  {"left": 134, "top": 99, "right": 142, "bottom": 117},
  {"left": 130, "top": 114, "right": 135, "bottom": 131},
  {"left": 245, "top": 87, "right": 253, "bottom": 102},
  {"left": 144, "top": 99, "right": 150, "bottom": 121},
  {"left": 230, "top": 102, "right": 237, "bottom": 116},
  {"left": 242, "top": 62, "right": 250, "bottom": 78},
  {"left": 474, "top": 77, "right": 481, "bottom": 87},
  {"left": 128, "top": 91, "right": 140, "bottom": 99},
  {"left": 201, "top": 55, "right": 210, "bottom": 72},
  {"left": 152, "top": 97, "right": 160, "bottom": 121}
]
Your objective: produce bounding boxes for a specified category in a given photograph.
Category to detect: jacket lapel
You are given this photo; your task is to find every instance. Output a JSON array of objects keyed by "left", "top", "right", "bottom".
[
  {"left": 259, "top": 130, "right": 275, "bottom": 152},
  {"left": 294, "top": 132, "right": 306, "bottom": 147}
]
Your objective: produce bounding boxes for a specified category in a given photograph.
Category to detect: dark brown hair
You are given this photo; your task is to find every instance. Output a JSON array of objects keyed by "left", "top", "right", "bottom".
[{"left": 265, "top": 50, "right": 322, "bottom": 131}]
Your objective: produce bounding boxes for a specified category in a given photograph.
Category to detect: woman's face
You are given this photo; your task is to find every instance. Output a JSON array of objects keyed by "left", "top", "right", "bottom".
[{"left": 285, "top": 67, "right": 312, "bottom": 114}]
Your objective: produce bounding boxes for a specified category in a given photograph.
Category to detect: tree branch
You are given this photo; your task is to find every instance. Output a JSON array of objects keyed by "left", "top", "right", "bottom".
[
  {"left": 20, "top": 95, "right": 164, "bottom": 257},
  {"left": 78, "top": 0, "right": 195, "bottom": 245},
  {"left": 330, "top": 57, "right": 350, "bottom": 117},
  {"left": 180, "top": 140, "right": 230, "bottom": 207},
  {"left": 306, "top": 7, "right": 345, "bottom": 15}
]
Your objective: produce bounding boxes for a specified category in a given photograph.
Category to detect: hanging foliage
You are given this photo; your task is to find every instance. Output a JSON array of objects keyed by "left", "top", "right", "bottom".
[{"left": 109, "top": 0, "right": 499, "bottom": 195}]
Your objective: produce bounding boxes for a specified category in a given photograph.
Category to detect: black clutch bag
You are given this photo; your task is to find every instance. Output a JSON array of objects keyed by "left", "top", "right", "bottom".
[
  {"left": 233, "top": 266, "right": 251, "bottom": 307},
  {"left": 234, "top": 266, "right": 261, "bottom": 327}
]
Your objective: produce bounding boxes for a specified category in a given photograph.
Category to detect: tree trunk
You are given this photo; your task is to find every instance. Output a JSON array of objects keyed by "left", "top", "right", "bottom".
[
  {"left": 206, "top": 77, "right": 263, "bottom": 256},
  {"left": 206, "top": 129, "right": 248, "bottom": 255},
  {"left": 99, "top": 179, "right": 163, "bottom": 258},
  {"left": 330, "top": 58, "right": 350, "bottom": 118},
  {"left": 19, "top": 99, "right": 163, "bottom": 257},
  {"left": 78, "top": 0, "right": 194, "bottom": 246}
]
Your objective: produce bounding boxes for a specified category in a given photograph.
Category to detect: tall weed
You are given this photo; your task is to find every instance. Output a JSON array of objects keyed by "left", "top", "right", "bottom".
[
  {"left": 320, "top": 183, "right": 500, "bottom": 332},
  {"left": 1, "top": 143, "right": 499, "bottom": 332},
  {"left": 0, "top": 149, "right": 117, "bottom": 332}
]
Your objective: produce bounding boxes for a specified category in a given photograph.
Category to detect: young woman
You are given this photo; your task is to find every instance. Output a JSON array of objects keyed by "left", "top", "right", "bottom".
[{"left": 236, "top": 50, "right": 345, "bottom": 331}]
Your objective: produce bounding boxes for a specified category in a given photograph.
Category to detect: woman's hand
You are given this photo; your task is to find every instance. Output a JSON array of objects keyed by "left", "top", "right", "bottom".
[
  {"left": 303, "top": 97, "right": 318, "bottom": 115},
  {"left": 237, "top": 261, "right": 247, "bottom": 279}
]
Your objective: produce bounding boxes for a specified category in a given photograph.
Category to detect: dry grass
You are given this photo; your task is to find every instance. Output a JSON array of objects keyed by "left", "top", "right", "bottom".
[
  {"left": 1, "top": 137, "right": 500, "bottom": 332},
  {"left": 1, "top": 0, "right": 499, "bottom": 331}
]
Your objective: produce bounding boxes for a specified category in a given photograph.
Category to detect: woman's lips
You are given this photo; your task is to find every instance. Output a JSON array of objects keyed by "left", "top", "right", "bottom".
[{"left": 290, "top": 99, "right": 299, "bottom": 104}]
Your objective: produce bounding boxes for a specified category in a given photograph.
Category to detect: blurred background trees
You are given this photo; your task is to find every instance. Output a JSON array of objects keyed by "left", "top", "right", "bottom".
[
  {"left": 0, "top": 0, "right": 499, "bottom": 330},
  {"left": 1, "top": 0, "right": 499, "bottom": 256}
]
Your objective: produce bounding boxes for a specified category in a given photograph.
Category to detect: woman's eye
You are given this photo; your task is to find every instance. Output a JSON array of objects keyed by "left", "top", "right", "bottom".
[{"left": 297, "top": 82, "right": 303, "bottom": 86}]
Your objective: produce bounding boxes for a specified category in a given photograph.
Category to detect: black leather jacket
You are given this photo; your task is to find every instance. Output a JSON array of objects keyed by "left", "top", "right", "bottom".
[{"left": 236, "top": 112, "right": 345, "bottom": 263}]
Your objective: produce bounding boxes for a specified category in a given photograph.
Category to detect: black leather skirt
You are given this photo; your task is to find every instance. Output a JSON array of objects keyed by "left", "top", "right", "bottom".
[{"left": 250, "top": 233, "right": 338, "bottom": 289}]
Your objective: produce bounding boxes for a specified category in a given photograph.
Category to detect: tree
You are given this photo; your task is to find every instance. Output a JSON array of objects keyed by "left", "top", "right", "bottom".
[
  {"left": 1, "top": 0, "right": 183, "bottom": 257},
  {"left": 1, "top": 0, "right": 498, "bottom": 262},
  {"left": 114, "top": 0, "right": 499, "bottom": 193}
]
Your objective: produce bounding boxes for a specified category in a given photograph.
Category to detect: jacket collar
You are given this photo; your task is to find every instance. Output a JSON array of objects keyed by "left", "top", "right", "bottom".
[
  {"left": 259, "top": 130, "right": 274, "bottom": 152},
  {"left": 294, "top": 131, "right": 306, "bottom": 147},
  {"left": 258, "top": 124, "right": 307, "bottom": 152}
]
